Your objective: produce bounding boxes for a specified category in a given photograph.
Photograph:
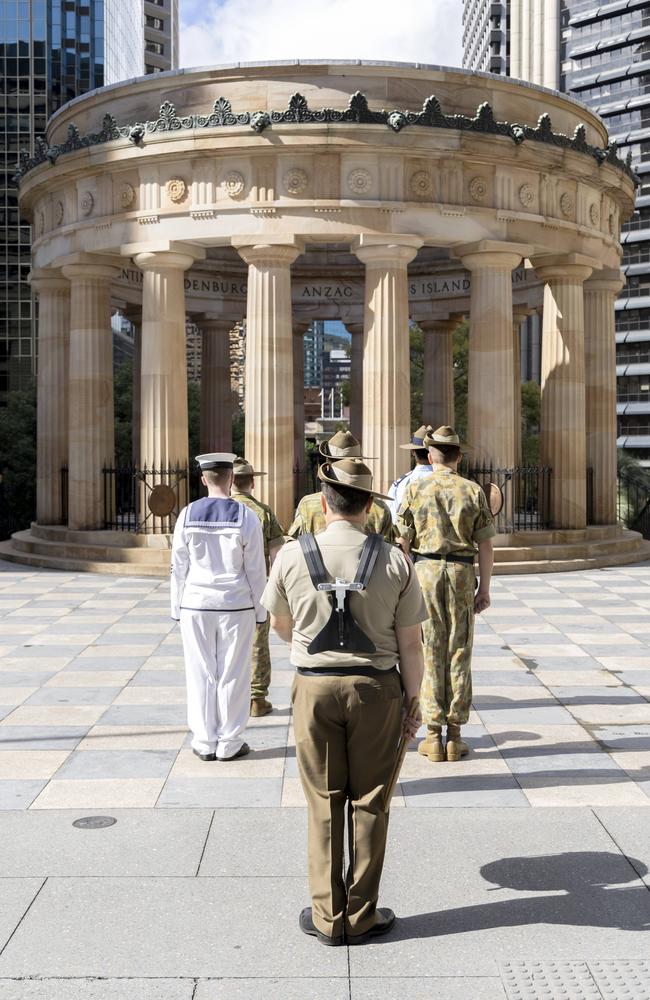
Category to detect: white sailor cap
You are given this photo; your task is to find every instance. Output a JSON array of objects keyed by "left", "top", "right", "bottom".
[{"left": 195, "top": 452, "right": 237, "bottom": 470}]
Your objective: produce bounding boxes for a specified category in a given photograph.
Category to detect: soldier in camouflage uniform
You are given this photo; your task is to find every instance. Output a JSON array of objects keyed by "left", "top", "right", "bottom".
[
  {"left": 397, "top": 426, "right": 495, "bottom": 763},
  {"left": 232, "top": 457, "right": 285, "bottom": 717},
  {"left": 287, "top": 430, "right": 396, "bottom": 541}
]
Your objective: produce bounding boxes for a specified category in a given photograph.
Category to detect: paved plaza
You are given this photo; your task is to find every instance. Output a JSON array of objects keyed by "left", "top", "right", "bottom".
[{"left": 2, "top": 560, "right": 650, "bottom": 997}]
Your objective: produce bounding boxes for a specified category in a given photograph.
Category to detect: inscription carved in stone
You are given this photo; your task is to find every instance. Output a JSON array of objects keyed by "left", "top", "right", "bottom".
[
  {"left": 224, "top": 171, "right": 246, "bottom": 199},
  {"left": 166, "top": 178, "right": 187, "bottom": 203},
  {"left": 284, "top": 168, "right": 308, "bottom": 195},
  {"left": 468, "top": 176, "right": 487, "bottom": 202},
  {"left": 348, "top": 168, "right": 372, "bottom": 195},
  {"left": 80, "top": 191, "right": 94, "bottom": 216},
  {"left": 409, "top": 170, "right": 432, "bottom": 197}
]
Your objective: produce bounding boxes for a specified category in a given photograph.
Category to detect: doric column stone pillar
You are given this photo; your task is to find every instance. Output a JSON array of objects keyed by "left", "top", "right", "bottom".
[
  {"left": 584, "top": 269, "right": 625, "bottom": 525},
  {"left": 532, "top": 254, "right": 594, "bottom": 530},
  {"left": 235, "top": 241, "right": 302, "bottom": 529},
  {"left": 61, "top": 260, "right": 117, "bottom": 531},
  {"left": 512, "top": 307, "right": 531, "bottom": 466},
  {"left": 353, "top": 236, "right": 422, "bottom": 492},
  {"left": 134, "top": 252, "right": 194, "bottom": 487},
  {"left": 293, "top": 323, "right": 309, "bottom": 471},
  {"left": 347, "top": 323, "right": 364, "bottom": 440},
  {"left": 459, "top": 242, "right": 526, "bottom": 469},
  {"left": 421, "top": 318, "right": 456, "bottom": 428},
  {"left": 30, "top": 269, "right": 70, "bottom": 525},
  {"left": 199, "top": 316, "right": 233, "bottom": 454},
  {"left": 123, "top": 307, "right": 142, "bottom": 469}
]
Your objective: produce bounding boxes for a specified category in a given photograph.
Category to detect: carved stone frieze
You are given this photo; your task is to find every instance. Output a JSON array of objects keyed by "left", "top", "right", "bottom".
[
  {"left": 560, "top": 192, "right": 574, "bottom": 217},
  {"left": 468, "top": 176, "right": 488, "bottom": 202},
  {"left": 166, "top": 178, "right": 187, "bottom": 203},
  {"left": 348, "top": 168, "right": 372, "bottom": 195},
  {"left": 120, "top": 183, "right": 136, "bottom": 208},
  {"left": 589, "top": 202, "right": 600, "bottom": 227},
  {"left": 409, "top": 170, "right": 432, "bottom": 198},
  {"left": 80, "top": 191, "right": 94, "bottom": 216},
  {"left": 224, "top": 171, "right": 246, "bottom": 199},
  {"left": 54, "top": 200, "right": 64, "bottom": 225},
  {"left": 519, "top": 183, "right": 535, "bottom": 208}
]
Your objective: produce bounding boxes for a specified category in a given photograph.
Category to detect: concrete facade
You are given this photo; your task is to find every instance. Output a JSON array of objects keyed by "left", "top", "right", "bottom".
[{"left": 8, "top": 61, "right": 648, "bottom": 573}]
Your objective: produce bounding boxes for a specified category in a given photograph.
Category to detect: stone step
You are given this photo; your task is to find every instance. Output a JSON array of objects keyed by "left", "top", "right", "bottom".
[
  {"left": 0, "top": 540, "right": 168, "bottom": 576},
  {"left": 493, "top": 532, "right": 642, "bottom": 563},
  {"left": 8, "top": 530, "right": 171, "bottom": 566}
]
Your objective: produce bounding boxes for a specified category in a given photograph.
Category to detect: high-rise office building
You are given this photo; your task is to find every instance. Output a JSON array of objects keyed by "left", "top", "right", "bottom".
[
  {"left": 144, "top": 0, "right": 178, "bottom": 74},
  {"left": 462, "top": 0, "right": 650, "bottom": 464},
  {"left": 462, "top": 0, "right": 508, "bottom": 75},
  {"left": 1, "top": 0, "right": 144, "bottom": 404}
]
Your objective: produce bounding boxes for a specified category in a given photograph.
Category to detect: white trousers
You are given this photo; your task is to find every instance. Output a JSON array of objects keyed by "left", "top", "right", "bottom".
[{"left": 179, "top": 609, "right": 255, "bottom": 758}]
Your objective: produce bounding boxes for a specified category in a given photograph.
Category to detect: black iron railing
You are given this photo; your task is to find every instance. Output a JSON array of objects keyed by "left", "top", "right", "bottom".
[
  {"left": 586, "top": 466, "right": 594, "bottom": 526},
  {"left": 60, "top": 466, "right": 68, "bottom": 525},
  {"left": 464, "top": 465, "right": 553, "bottom": 533},
  {"left": 618, "top": 471, "right": 650, "bottom": 540},
  {"left": 293, "top": 458, "right": 319, "bottom": 508},
  {"left": 102, "top": 466, "right": 188, "bottom": 532}
]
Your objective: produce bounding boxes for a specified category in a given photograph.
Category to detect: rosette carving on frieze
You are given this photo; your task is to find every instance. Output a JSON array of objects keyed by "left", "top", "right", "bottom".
[
  {"left": 409, "top": 171, "right": 432, "bottom": 198},
  {"left": 589, "top": 202, "right": 600, "bottom": 227},
  {"left": 347, "top": 168, "right": 372, "bottom": 195},
  {"left": 54, "top": 200, "right": 64, "bottom": 225},
  {"left": 468, "top": 176, "right": 487, "bottom": 202},
  {"left": 80, "top": 191, "right": 94, "bottom": 216},
  {"left": 120, "top": 183, "right": 136, "bottom": 209},
  {"left": 519, "top": 183, "right": 535, "bottom": 208},
  {"left": 560, "top": 192, "right": 574, "bottom": 217},
  {"left": 284, "top": 168, "right": 308, "bottom": 195},
  {"left": 224, "top": 171, "right": 246, "bottom": 199},
  {"left": 166, "top": 178, "right": 187, "bottom": 203}
]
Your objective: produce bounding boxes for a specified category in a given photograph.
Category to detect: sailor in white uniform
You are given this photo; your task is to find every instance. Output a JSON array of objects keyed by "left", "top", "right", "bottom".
[
  {"left": 387, "top": 426, "right": 434, "bottom": 523},
  {"left": 171, "top": 453, "right": 267, "bottom": 762}
]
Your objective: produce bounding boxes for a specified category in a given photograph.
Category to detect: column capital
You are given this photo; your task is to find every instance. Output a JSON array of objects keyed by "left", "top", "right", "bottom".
[
  {"left": 419, "top": 317, "right": 456, "bottom": 334},
  {"left": 233, "top": 238, "right": 303, "bottom": 268},
  {"left": 134, "top": 250, "right": 197, "bottom": 272},
  {"left": 198, "top": 314, "right": 234, "bottom": 332},
  {"left": 28, "top": 267, "right": 69, "bottom": 294},
  {"left": 531, "top": 253, "right": 597, "bottom": 283},
  {"left": 585, "top": 268, "right": 625, "bottom": 297},
  {"left": 347, "top": 323, "right": 364, "bottom": 337},
  {"left": 352, "top": 234, "right": 422, "bottom": 266},
  {"left": 293, "top": 321, "right": 311, "bottom": 337},
  {"left": 123, "top": 240, "right": 205, "bottom": 264},
  {"left": 513, "top": 305, "right": 533, "bottom": 323},
  {"left": 61, "top": 261, "right": 120, "bottom": 283},
  {"left": 457, "top": 240, "right": 528, "bottom": 271}
]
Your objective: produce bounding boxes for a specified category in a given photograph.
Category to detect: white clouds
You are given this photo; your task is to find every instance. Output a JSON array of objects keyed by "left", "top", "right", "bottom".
[{"left": 179, "top": 0, "right": 463, "bottom": 72}]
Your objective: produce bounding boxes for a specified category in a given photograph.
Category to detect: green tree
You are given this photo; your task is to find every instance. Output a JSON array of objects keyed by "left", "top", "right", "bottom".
[
  {"left": 188, "top": 381, "right": 201, "bottom": 461},
  {"left": 452, "top": 320, "right": 469, "bottom": 442},
  {"left": 521, "top": 380, "right": 541, "bottom": 465},
  {"left": 114, "top": 360, "right": 133, "bottom": 466},
  {"left": 409, "top": 324, "right": 424, "bottom": 428},
  {"left": 0, "top": 379, "right": 37, "bottom": 536}
]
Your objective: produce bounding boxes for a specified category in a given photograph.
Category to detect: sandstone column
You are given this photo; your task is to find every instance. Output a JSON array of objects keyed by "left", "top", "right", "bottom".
[
  {"left": 459, "top": 242, "right": 526, "bottom": 469},
  {"left": 512, "top": 306, "right": 531, "bottom": 466},
  {"left": 199, "top": 315, "right": 233, "bottom": 454},
  {"left": 293, "top": 323, "right": 309, "bottom": 472},
  {"left": 584, "top": 269, "right": 625, "bottom": 525},
  {"left": 123, "top": 307, "right": 142, "bottom": 469},
  {"left": 353, "top": 236, "right": 422, "bottom": 491},
  {"left": 30, "top": 269, "right": 70, "bottom": 525},
  {"left": 532, "top": 254, "right": 594, "bottom": 529},
  {"left": 234, "top": 241, "right": 301, "bottom": 528},
  {"left": 421, "top": 318, "right": 455, "bottom": 428},
  {"left": 61, "top": 260, "right": 117, "bottom": 531},
  {"left": 134, "top": 250, "right": 195, "bottom": 524}
]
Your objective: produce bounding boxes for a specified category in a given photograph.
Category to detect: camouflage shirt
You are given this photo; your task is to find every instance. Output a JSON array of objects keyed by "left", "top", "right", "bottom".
[
  {"left": 232, "top": 490, "right": 285, "bottom": 571},
  {"left": 286, "top": 491, "right": 396, "bottom": 542},
  {"left": 396, "top": 467, "right": 495, "bottom": 557}
]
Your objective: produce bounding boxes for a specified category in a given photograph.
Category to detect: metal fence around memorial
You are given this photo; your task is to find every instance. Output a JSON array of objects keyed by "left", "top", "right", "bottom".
[
  {"left": 463, "top": 465, "right": 553, "bottom": 533},
  {"left": 617, "top": 471, "right": 650, "bottom": 540},
  {"left": 101, "top": 466, "right": 189, "bottom": 533}
]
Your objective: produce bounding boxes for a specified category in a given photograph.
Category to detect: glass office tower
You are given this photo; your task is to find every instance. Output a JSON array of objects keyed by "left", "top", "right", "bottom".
[{"left": 0, "top": 0, "right": 144, "bottom": 404}]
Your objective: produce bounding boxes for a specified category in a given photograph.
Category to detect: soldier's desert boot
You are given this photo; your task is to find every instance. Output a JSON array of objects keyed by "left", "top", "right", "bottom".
[
  {"left": 250, "top": 698, "right": 273, "bottom": 717},
  {"left": 418, "top": 726, "right": 445, "bottom": 762},
  {"left": 446, "top": 724, "right": 469, "bottom": 762}
]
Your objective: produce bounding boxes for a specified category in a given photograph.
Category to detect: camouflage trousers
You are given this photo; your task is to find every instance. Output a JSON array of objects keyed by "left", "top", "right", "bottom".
[
  {"left": 414, "top": 559, "right": 476, "bottom": 728},
  {"left": 250, "top": 618, "right": 272, "bottom": 700}
]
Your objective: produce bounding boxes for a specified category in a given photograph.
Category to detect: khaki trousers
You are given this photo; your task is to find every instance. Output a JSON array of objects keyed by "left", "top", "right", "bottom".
[{"left": 292, "top": 670, "right": 402, "bottom": 939}]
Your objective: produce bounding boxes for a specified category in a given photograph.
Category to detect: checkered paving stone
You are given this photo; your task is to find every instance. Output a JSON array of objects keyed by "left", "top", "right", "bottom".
[
  {"left": 1, "top": 560, "right": 650, "bottom": 809},
  {"left": 590, "top": 961, "right": 650, "bottom": 1000}
]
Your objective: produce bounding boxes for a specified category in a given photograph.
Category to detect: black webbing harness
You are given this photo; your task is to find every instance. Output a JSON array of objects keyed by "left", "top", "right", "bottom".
[{"left": 298, "top": 532, "right": 383, "bottom": 655}]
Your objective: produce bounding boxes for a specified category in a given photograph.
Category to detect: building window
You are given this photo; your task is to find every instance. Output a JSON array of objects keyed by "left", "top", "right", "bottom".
[
  {"left": 145, "top": 64, "right": 163, "bottom": 73},
  {"left": 145, "top": 40, "right": 164, "bottom": 55},
  {"left": 145, "top": 15, "right": 164, "bottom": 29}
]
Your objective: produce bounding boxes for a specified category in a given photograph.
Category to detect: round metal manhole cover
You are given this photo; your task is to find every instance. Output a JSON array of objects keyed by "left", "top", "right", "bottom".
[
  {"left": 72, "top": 816, "right": 117, "bottom": 830},
  {"left": 148, "top": 483, "right": 177, "bottom": 517}
]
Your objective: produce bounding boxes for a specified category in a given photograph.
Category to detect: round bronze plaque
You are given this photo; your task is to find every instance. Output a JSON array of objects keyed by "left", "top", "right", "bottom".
[
  {"left": 485, "top": 482, "right": 504, "bottom": 517},
  {"left": 148, "top": 483, "right": 177, "bottom": 517}
]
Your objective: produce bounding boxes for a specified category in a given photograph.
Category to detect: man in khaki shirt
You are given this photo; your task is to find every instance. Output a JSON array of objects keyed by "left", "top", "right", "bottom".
[{"left": 262, "top": 458, "right": 427, "bottom": 946}]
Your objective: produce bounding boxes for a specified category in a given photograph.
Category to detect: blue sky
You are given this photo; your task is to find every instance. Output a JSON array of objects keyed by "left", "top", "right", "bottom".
[{"left": 179, "top": 0, "right": 463, "bottom": 71}]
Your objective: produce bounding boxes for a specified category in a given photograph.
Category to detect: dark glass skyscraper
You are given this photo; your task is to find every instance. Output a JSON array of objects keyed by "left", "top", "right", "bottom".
[{"left": 0, "top": 0, "right": 143, "bottom": 403}]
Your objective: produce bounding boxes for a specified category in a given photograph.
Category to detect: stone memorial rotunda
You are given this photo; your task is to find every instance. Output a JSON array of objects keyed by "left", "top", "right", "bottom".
[{"left": 3, "top": 61, "right": 649, "bottom": 574}]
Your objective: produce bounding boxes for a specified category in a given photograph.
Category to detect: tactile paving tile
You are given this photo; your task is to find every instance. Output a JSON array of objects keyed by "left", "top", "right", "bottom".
[
  {"left": 590, "top": 961, "right": 650, "bottom": 1000},
  {"left": 501, "top": 961, "right": 602, "bottom": 1000}
]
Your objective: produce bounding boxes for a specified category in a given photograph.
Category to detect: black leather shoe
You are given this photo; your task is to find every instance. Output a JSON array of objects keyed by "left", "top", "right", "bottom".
[
  {"left": 299, "top": 907, "right": 345, "bottom": 946},
  {"left": 347, "top": 908, "right": 396, "bottom": 945},
  {"left": 217, "top": 742, "right": 250, "bottom": 762},
  {"left": 192, "top": 749, "right": 216, "bottom": 761}
]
